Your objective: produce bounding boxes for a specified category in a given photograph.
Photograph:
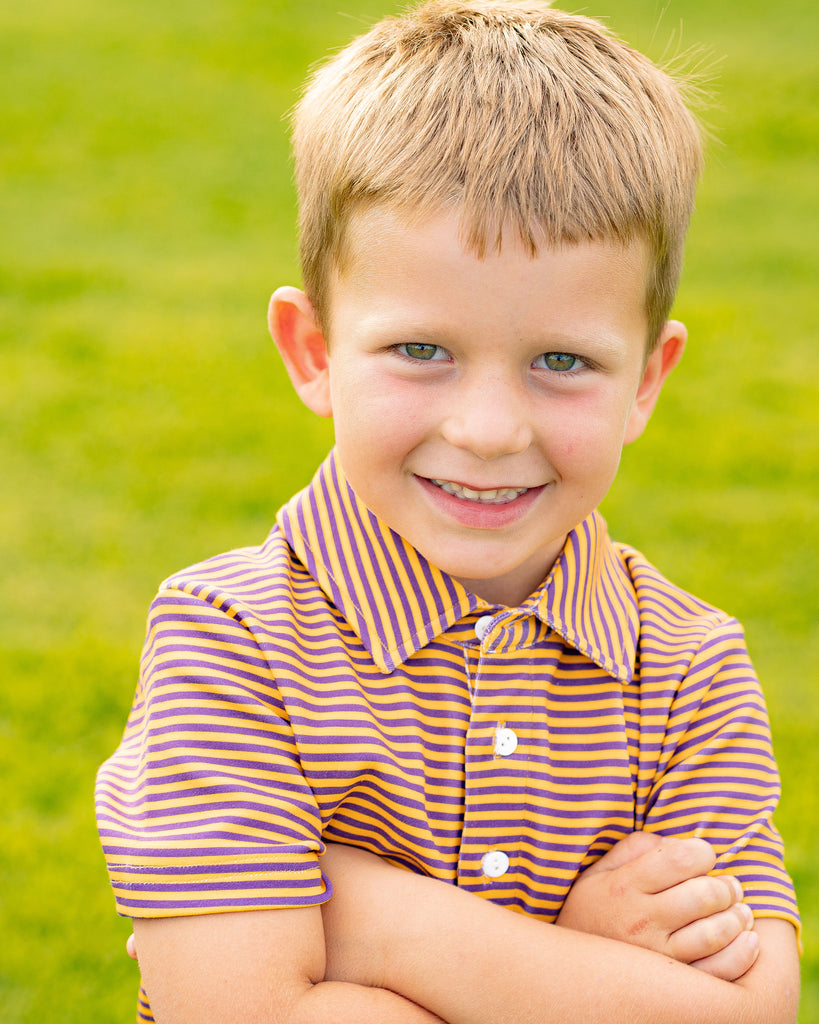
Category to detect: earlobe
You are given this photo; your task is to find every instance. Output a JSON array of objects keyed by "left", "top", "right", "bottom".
[
  {"left": 268, "top": 286, "right": 332, "bottom": 417},
  {"left": 624, "top": 320, "right": 687, "bottom": 445}
]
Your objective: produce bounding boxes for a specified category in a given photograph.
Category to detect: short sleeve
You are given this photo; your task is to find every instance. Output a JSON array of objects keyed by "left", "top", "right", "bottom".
[
  {"left": 95, "top": 587, "right": 330, "bottom": 919},
  {"left": 642, "top": 618, "right": 800, "bottom": 936}
]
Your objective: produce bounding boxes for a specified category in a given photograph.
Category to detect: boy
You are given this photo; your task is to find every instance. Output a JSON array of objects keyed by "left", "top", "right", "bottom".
[{"left": 96, "top": 2, "right": 800, "bottom": 1021}]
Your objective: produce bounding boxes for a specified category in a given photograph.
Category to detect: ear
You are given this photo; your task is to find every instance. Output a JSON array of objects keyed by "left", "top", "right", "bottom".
[
  {"left": 623, "top": 320, "right": 686, "bottom": 445},
  {"left": 268, "top": 286, "right": 332, "bottom": 418}
]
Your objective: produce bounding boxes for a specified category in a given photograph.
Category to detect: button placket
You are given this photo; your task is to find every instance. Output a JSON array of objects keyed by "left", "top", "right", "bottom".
[{"left": 457, "top": 626, "right": 528, "bottom": 893}]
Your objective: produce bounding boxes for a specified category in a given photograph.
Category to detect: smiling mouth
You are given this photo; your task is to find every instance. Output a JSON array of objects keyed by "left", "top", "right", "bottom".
[{"left": 428, "top": 478, "right": 530, "bottom": 505}]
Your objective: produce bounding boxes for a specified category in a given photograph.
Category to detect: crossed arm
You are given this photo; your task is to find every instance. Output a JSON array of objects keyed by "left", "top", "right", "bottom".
[{"left": 131, "top": 833, "right": 799, "bottom": 1024}]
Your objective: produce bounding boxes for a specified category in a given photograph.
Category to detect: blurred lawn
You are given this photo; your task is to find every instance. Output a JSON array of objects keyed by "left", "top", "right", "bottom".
[{"left": 1, "top": 0, "right": 816, "bottom": 1019}]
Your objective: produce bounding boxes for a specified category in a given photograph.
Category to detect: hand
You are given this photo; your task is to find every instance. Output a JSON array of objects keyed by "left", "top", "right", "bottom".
[{"left": 556, "top": 831, "right": 758, "bottom": 980}]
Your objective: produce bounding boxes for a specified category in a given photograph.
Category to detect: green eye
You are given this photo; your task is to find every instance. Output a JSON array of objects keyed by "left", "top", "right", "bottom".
[
  {"left": 535, "top": 352, "right": 584, "bottom": 372},
  {"left": 401, "top": 343, "right": 443, "bottom": 361}
]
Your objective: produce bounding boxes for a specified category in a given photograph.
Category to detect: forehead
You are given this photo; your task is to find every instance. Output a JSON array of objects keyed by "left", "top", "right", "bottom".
[{"left": 328, "top": 205, "right": 651, "bottom": 346}]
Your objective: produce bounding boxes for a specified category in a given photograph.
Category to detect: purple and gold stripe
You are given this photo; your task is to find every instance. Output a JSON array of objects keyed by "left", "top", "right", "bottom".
[{"left": 96, "top": 448, "right": 799, "bottom": 1018}]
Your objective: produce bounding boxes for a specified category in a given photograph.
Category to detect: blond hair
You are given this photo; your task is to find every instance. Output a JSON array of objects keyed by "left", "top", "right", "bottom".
[{"left": 292, "top": 0, "right": 703, "bottom": 345}]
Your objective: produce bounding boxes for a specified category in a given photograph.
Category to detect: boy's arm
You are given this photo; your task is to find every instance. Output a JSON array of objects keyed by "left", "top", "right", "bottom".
[
  {"left": 132, "top": 907, "right": 445, "bottom": 1024},
  {"left": 321, "top": 844, "right": 800, "bottom": 1024},
  {"left": 128, "top": 835, "right": 796, "bottom": 1024}
]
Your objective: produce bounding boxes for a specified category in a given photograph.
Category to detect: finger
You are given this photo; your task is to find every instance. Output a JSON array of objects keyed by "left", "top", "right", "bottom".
[
  {"left": 626, "top": 837, "right": 717, "bottom": 895},
  {"left": 688, "top": 929, "right": 760, "bottom": 981},
  {"left": 667, "top": 901, "right": 754, "bottom": 963},
  {"left": 583, "top": 830, "right": 664, "bottom": 877},
  {"left": 126, "top": 932, "right": 138, "bottom": 961},
  {"left": 652, "top": 873, "right": 743, "bottom": 933}
]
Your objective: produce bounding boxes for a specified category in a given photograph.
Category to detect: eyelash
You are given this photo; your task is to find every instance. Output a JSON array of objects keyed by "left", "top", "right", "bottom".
[
  {"left": 394, "top": 343, "right": 589, "bottom": 375},
  {"left": 531, "top": 352, "right": 588, "bottom": 374},
  {"left": 394, "top": 343, "right": 449, "bottom": 362}
]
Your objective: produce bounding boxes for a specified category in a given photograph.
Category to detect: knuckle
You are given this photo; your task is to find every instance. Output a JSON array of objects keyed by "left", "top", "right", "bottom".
[
  {"left": 705, "top": 912, "right": 740, "bottom": 952},
  {"left": 703, "top": 875, "right": 732, "bottom": 911},
  {"left": 663, "top": 837, "right": 716, "bottom": 875},
  {"left": 692, "top": 934, "right": 756, "bottom": 982},
  {"left": 660, "top": 840, "right": 689, "bottom": 870},
  {"left": 690, "top": 837, "right": 717, "bottom": 869},
  {"left": 693, "top": 919, "right": 725, "bottom": 958},
  {"left": 671, "top": 909, "right": 743, "bottom": 965},
  {"left": 700, "top": 919, "right": 720, "bottom": 951},
  {"left": 628, "top": 830, "right": 664, "bottom": 855}
]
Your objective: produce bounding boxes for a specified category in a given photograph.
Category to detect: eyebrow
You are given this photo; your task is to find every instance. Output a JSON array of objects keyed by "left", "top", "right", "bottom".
[
  {"left": 372, "top": 319, "right": 628, "bottom": 355},
  {"left": 347, "top": 295, "right": 640, "bottom": 359},
  {"left": 354, "top": 314, "right": 456, "bottom": 346},
  {"left": 531, "top": 332, "right": 627, "bottom": 356}
]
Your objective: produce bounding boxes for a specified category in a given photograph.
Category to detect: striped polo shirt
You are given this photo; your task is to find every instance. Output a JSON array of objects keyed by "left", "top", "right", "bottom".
[{"left": 96, "top": 449, "right": 799, "bottom": 937}]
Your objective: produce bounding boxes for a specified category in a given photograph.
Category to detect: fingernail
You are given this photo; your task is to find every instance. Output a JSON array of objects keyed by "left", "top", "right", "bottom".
[
  {"left": 729, "top": 876, "right": 744, "bottom": 900},
  {"left": 739, "top": 902, "right": 754, "bottom": 928}
]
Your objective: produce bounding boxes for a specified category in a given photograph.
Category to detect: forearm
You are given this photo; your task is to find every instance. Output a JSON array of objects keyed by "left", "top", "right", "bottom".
[
  {"left": 323, "top": 853, "right": 798, "bottom": 1024},
  {"left": 383, "top": 874, "right": 736, "bottom": 1024}
]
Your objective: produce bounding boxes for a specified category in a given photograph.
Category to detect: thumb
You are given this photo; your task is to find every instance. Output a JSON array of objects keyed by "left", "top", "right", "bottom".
[{"left": 126, "top": 932, "right": 138, "bottom": 961}]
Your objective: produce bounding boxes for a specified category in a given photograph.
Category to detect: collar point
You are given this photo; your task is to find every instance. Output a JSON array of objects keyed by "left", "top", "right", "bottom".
[{"left": 371, "top": 650, "right": 401, "bottom": 675}]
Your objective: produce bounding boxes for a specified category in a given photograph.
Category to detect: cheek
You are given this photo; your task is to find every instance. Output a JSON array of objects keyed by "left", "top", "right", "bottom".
[
  {"left": 333, "top": 374, "right": 429, "bottom": 458},
  {"left": 547, "top": 393, "right": 631, "bottom": 466}
]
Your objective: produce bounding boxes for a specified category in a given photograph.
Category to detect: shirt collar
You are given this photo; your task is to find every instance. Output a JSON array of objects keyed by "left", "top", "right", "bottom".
[
  {"left": 276, "top": 450, "right": 479, "bottom": 673},
  {"left": 277, "top": 450, "right": 639, "bottom": 682},
  {"left": 527, "top": 513, "right": 639, "bottom": 683}
]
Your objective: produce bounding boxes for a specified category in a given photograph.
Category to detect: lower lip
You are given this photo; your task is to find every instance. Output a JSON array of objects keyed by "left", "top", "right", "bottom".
[{"left": 416, "top": 476, "right": 546, "bottom": 529}]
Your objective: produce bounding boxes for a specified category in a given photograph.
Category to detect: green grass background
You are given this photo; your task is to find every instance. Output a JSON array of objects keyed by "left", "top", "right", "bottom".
[{"left": 1, "top": 0, "right": 816, "bottom": 1018}]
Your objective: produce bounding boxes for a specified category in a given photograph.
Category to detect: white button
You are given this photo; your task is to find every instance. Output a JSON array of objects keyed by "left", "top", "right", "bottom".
[
  {"left": 481, "top": 850, "right": 510, "bottom": 879},
  {"left": 494, "top": 727, "right": 518, "bottom": 756},
  {"left": 475, "top": 615, "right": 494, "bottom": 640}
]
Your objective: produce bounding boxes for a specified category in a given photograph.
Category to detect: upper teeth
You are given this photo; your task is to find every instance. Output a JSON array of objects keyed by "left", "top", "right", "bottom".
[{"left": 430, "top": 479, "right": 528, "bottom": 504}]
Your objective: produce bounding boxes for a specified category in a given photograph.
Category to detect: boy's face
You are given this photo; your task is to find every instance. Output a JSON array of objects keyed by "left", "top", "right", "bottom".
[{"left": 271, "top": 207, "right": 684, "bottom": 606}]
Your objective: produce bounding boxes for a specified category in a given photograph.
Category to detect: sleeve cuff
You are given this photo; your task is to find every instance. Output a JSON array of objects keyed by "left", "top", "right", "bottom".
[{"left": 106, "top": 848, "right": 329, "bottom": 918}]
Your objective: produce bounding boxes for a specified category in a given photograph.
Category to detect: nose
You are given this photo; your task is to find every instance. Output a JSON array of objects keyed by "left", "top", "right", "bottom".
[{"left": 440, "top": 373, "right": 533, "bottom": 460}]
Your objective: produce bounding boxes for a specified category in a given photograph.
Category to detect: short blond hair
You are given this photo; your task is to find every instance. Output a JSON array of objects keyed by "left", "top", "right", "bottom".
[{"left": 292, "top": 0, "right": 703, "bottom": 346}]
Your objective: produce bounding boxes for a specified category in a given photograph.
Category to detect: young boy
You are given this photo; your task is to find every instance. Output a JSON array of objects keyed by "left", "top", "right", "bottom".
[{"left": 96, "top": 2, "right": 800, "bottom": 1021}]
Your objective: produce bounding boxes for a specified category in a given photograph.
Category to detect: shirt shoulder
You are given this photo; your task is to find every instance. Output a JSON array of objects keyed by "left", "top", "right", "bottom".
[
  {"left": 613, "top": 539, "right": 738, "bottom": 637},
  {"left": 156, "top": 524, "right": 324, "bottom": 618},
  {"left": 611, "top": 539, "right": 756, "bottom": 699}
]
